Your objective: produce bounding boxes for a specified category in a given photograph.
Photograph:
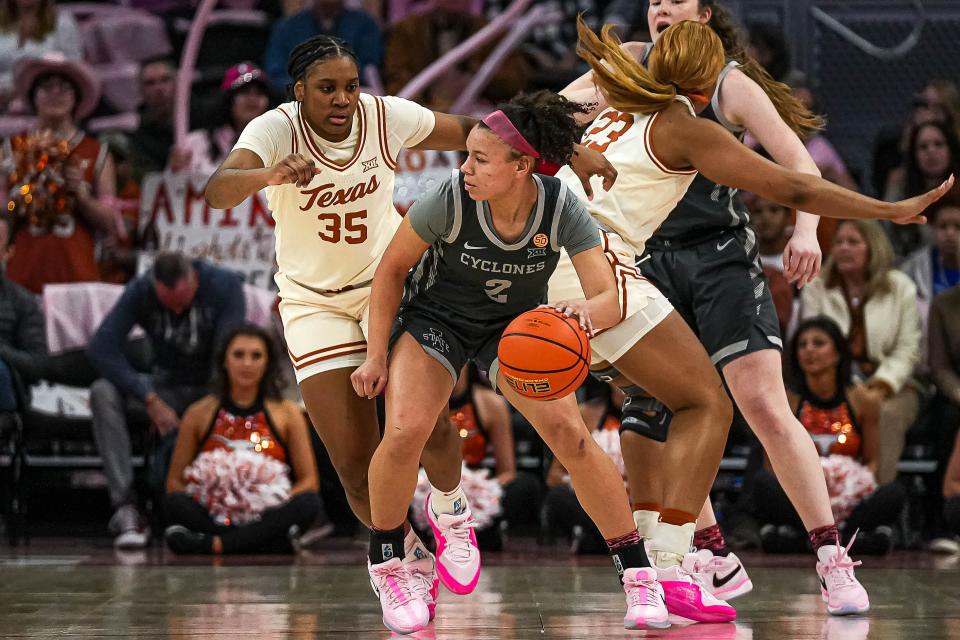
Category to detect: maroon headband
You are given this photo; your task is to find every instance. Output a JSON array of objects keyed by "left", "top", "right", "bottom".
[{"left": 481, "top": 110, "right": 540, "bottom": 159}]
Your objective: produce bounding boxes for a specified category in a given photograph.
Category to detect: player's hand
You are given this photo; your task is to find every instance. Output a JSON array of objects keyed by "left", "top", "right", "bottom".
[
  {"left": 267, "top": 153, "right": 322, "bottom": 188},
  {"left": 570, "top": 144, "right": 617, "bottom": 200},
  {"left": 351, "top": 356, "right": 388, "bottom": 399},
  {"left": 783, "top": 226, "right": 821, "bottom": 289},
  {"left": 541, "top": 300, "right": 595, "bottom": 337},
  {"left": 889, "top": 174, "right": 954, "bottom": 225}
]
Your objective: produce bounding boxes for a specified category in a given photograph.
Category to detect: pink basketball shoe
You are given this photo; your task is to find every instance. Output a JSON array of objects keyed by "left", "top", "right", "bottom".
[
  {"left": 655, "top": 554, "right": 737, "bottom": 622},
  {"left": 816, "top": 534, "right": 870, "bottom": 616},
  {"left": 368, "top": 558, "right": 430, "bottom": 635},
  {"left": 622, "top": 567, "right": 671, "bottom": 629},
  {"left": 690, "top": 549, "right": 754, "bottom": 601},
  {"left": 425, "top": 494, "right": 481, "bottom": 594}
]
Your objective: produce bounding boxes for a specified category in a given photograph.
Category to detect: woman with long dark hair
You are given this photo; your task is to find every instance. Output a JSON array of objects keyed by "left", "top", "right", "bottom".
[{"left": 164, "top": 324, "right": 321, "bottom": 554}]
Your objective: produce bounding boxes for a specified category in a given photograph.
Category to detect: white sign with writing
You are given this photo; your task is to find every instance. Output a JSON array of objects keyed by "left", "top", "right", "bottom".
[{"left": 138, "top": 172, "right": 277, "bottom": 289}]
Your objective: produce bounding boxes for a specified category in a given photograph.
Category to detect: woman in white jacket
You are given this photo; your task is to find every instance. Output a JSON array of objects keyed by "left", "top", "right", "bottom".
[{"left": 801, "top": 219, "right": 921, "bottom": 483}]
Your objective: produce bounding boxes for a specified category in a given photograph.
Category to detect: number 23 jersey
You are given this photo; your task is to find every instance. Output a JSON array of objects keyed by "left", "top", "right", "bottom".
[
  {"left": 554, "top": 97, "right": 698, "bottom": 256},
  {"left": 234, "top": 94, "right": 436, "bottom": 302}
]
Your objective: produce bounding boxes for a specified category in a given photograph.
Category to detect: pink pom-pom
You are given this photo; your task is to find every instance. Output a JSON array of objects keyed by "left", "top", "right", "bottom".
[
  {"left": 184, "top": 449, "right": 292, "bottom": 526},
  {"left": 820, "top": 455, "right": 876, "bottom": 523}
]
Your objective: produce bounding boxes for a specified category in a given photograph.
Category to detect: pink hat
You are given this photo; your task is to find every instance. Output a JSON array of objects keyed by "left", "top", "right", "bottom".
[
  {"left": 221, "top": 62, "right": 266, "bottom": 92},
  {"left": 13, "top": 52, "right": 101, "bottom": 120}
]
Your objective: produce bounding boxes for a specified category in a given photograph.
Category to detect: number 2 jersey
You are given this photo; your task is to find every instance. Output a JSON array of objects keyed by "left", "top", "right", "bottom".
[
  {"left": 234, "top": 94, "right": 436, "bottom": 303},
  {"left": 553, "top": 96, "right": 698, "bottom": 257},
  {"left": 403, "top": 170, "right": 600, "bottom": 327}
]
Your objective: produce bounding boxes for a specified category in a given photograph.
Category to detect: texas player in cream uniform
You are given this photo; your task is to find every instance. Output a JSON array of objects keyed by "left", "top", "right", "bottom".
[{"left": 235, "top": 91, "right": 437, "bottom": 379}]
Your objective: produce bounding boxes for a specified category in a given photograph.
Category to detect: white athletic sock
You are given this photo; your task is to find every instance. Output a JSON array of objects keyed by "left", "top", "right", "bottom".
[
  {"left": 633, "top": 510, "right": 660, "bottom": 539},
  {"left": 650, "top": 521, "right": 696, "bottom": 568},
  {"left": 404, "top": 527, "right": 431, "bottom": 561},
  {"left": 430, "top": 483, "right": 468, "bottom": 516}
]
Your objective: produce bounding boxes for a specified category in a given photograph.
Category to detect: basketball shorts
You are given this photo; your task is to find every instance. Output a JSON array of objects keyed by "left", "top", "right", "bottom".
[
  {"left": 279, "top": 285, "right": 371, "bottom": 383},
  {"left": 390, "top": 304, "right": 504, "bottom": 384},
  {"left": 548, "top": 229, "right": 674, "bottom": 365},
  {"left": 640, "top": 227, "right": 782, "bottom": 370}
]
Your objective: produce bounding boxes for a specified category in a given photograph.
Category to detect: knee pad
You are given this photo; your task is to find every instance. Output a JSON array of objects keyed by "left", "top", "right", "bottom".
[{"left": 619, "top": 395, "right": 673, "bottom": 442}]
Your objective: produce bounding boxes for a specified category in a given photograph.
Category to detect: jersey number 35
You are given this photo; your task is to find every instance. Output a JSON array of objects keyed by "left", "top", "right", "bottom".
[{"left": 317, "top": 210, "right": 368, "bottom": 244}]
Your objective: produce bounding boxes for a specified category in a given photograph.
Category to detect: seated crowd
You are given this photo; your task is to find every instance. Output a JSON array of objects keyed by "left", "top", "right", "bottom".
[{"left": 0, "top": 0, "right": 959, "bottom": 558}]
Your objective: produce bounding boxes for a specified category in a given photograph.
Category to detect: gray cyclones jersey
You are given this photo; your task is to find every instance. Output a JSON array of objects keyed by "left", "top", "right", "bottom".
[{"left": 404, "top": 170, "right": 600, "bottom": 326}]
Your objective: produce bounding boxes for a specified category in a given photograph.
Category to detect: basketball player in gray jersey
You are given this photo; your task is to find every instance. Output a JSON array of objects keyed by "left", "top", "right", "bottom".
[{"left": 352, "top": 92, "right": 671, "bottom": 635}]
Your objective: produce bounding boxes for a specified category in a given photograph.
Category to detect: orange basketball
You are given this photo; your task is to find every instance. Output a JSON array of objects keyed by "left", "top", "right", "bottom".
[{"left": 497, "top": 308, "right": 591, "bottom": 400}]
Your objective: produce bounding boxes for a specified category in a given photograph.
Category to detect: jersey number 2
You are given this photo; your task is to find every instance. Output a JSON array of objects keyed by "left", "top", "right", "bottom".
[
  {"left": 485, "top": 279, "right": 512, "bottom": 304},
  {"left": 583, "top": 111, "right": 635, "bottom": 153},
  {"left": 317, "top": 210, "right": 368, "bottom": 244}
]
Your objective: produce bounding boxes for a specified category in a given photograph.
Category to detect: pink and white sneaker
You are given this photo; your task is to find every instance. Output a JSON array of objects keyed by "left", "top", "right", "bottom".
[
  {"left": 655, "top": 554, "right": 737, "bottom": 622},
  {"left": 816, "top": 534, "right": 870, "bottom": 616},
  {"left": 622, "top": 567, "right": 671, "bottom": 630},
  {"left": 425, "top": 494, "right": 481, "bottom": 594},
  {"left": 405, "top": 549, "right": 440, "bottom": 621},
  {"left": 690, "top": 549, "right": 754, "bottom": 601},
  {"left": 368, "top": 558, "right": 430, "bottom": 634}
]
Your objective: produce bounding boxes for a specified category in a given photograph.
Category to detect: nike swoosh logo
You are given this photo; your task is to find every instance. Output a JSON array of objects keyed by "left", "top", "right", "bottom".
[
  {"left": 712, "top": 564, "right": 742, "bottom": 588},
  {"left": 464, "top": 242, "right": 486, "bottom": 250},
  {"left": 717, "top": 238, "right": 734, "bottom": 251}
]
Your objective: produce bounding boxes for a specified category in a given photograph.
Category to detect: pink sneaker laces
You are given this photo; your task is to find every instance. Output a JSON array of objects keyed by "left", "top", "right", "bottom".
[
  {"left": 625, "top": 574, "right": 663, "bottom": 608},
  {"left": 441, "top": 514, "right": 477, "bottom": 563},
  {"left": 406, "top": 559, "right": 434, "bottom": 601},
  {"left": 822, "top": 532, "right": 863, "bottom": 590},
  {"left": 372, "top": 563, "right": 416, "bottom": 610}
]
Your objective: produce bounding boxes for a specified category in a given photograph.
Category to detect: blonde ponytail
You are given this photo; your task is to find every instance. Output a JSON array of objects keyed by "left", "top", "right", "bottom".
[{"left": 576, "top": 17, "right": 725, "bottom": 116}]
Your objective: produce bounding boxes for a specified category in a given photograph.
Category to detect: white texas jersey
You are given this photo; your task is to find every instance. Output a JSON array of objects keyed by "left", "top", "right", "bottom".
[
  {"left": 555, "top": 97, "right": 698, "bottom": 255},
  {"left": 234, "top": 94, "right": 435, "bottom": 302}
]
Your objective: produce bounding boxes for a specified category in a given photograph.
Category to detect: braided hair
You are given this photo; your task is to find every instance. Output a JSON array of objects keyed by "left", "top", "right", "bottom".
[
  {"left": 482, "top": 91, "right": 590, "bottom": 167},
  {"left": 286, "top": 35, "right": 359, "bottom": 98}
]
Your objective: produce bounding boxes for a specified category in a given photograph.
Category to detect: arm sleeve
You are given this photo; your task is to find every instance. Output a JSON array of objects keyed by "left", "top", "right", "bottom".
[
  {"left": 557, "top": 194, "right": 601, "bottom": 257},
  {"left": 380, "top": 95, "right": 437, "bottom": 149},
  {"left": 406, "top": 180, "right": 455, "bottom": 244},
  {"left": 929, "top": 297, "right": 960, "bottom": 401},
  {"left": 86, "top": 281, "right": 151, "bottom": 400},
  {"left": 212, "top": 272, "right": 247, "bottom": 352},
  {"left": 233, "top": 109, "right": 291, "bottom": 167},
  {"left": 0, "top": 289, "right": 47, "bottom": 382}
]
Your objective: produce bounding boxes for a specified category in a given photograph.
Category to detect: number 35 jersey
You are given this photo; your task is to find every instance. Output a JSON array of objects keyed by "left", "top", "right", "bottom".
[
  {"left": 234, "top": 94, "right": 436, "bottom": 302},
  {"left": 403, "top": 170, "right": 599, "bottom": 327},
  {"left": 554, "top": 96, "right": 698, "bottom": 256}
]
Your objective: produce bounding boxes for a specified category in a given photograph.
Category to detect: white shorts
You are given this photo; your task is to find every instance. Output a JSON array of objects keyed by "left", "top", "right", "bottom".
[
  {"left": 279, "top": 286, "right": 371, "bottom": 383},
  {"left": 548, "top": 230, "right": 674, "bottom": 365}
]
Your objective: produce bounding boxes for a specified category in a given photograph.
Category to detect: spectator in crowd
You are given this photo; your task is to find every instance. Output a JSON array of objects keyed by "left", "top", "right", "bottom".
[
  {"left": 873, "top": 80, "right": 960, "bottom": 198},
  {"left": 4, "top": 54, "right": 123, "bottom": 294},
  {"left": 902, "top": 198, "right": 960, "bottom": 304},
  {"left": 745, "top": 20, "right": 797, "bottom": 84},
  {"left": 264, "top": 0, "right": 382, "bottom": 92},
  {"left": 754, "top": 317, "right": 906, "bottom": 554},
  {"left": 884, "top": 122, "right": 960, "bottom": 258},
  {"left": 97, "top": 131, "right": 141, "bottom": 284},
  {"left": 928, "top": 283, "right": 960, "bottom": 551},
  {"left": 484, "top": 0, "right": 644, "bottom": 91},
  {"left": 746, "top": 192, "right": 796, "bottom": 335},
  {"left": 168, "top": 63, "right": 273, "bottom": 176},
  {"left": 86, "top": 252, "right": 246, "bottom": 548},
  {"left": 788, "top": 79, "right": 860, "bottom": 193},
  {"left": 449, "top": 363, "right": 542, "bottom": 548},
  {"left": 164, "top": 324, "right": 320, "bottom": 554},
  {"left": 384, "top": 0, "right": 528, "bottom": 111},
  {"left": 800, "top": 220, "right": 921, "bottom": 484},
  {"left": 0, "top": 214, "right": 46, "bottom": 412},
  {"left": 128, "top": 57, "right": 177, "bottom": 181},
  {"left": 0, "top": 0, "right": 81, "bottom": 111}
]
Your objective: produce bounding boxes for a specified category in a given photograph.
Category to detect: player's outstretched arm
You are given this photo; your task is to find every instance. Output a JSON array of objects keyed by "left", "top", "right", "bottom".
[
  {"left": 205, "top": 149, "right": 321, "bottom": 209},
  {"left": 412, "top": 112, "right": 479, "bottom": 151},
  {"left": 657, "top": 106, "right": 955, "bottom": 225},
  {"left": 350, "top": 218, "right": 430, "bottom": 399}
]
